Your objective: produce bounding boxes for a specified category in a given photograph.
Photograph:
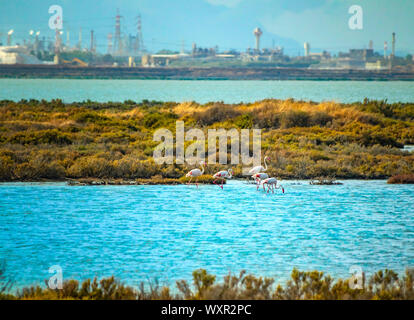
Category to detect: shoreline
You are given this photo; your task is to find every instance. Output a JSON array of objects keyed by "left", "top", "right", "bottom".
[
  {"left": 0, "top": 177, "right": 409, "bottom": 185},
  {"left": 1, "top": 65, "right": 414, "bottom": 81}
]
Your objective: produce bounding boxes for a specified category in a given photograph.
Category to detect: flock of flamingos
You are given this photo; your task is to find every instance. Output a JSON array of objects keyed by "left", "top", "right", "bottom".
[{"left": 185, "top": 156, "right": 285, "bottom": 194}]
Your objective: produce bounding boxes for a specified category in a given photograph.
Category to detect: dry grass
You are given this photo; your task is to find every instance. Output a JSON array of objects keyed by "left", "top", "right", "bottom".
[
  {"left": 174, "top": 101, "right": 202, "bottom": 116},
  {"left": 387, "top": 174, "right": 414, "bottom": 184}
]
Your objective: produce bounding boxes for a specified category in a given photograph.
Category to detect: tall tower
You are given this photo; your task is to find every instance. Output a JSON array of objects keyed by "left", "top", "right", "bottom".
[
  {"left": 55, "top": 29, "right": 62, "bottom": 54},
  {"left": 78, "top": 27, "right": 82, "bottom": 50},
  {"left": 90, "top": 30, "right": 94, "bottom": 52},
  {"left": 391, "top": 32, "right": 396, "bottom": 58},
  {"left": 107, "top": 33, "right": 113, "bottom": 54},
  {"left": 304, "top": 42, "right": 310, "bottom": 57},
  {"left": 253, "top": 27, "right": 262, "bottom": 53},
  {"left": 384, "top": 41, "right": 388, "bottom": 59},
  {"left": 54, "top": 29, "right": 62, "bottom": 64},
  {"left": 66, "top": 30, "right": 70, "bottom": 49},
  {"left": 134, "top": 14, "right": 144, "bottom": 54},
  {"left": 114, "top": 9, "right": 123, "bottom": 55}
]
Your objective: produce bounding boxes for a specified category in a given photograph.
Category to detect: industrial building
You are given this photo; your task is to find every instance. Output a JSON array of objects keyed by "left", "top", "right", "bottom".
[
  {"left": 0, "top": 13, "right": 411, "bottom": 74},
  {"left": 0, "top": 46, "right": 42, "bottom": 64}
]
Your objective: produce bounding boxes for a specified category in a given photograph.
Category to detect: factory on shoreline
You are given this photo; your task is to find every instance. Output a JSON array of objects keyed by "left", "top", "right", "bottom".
[{"left": 0, "top": 10, "right": 412, "bottom": 71}]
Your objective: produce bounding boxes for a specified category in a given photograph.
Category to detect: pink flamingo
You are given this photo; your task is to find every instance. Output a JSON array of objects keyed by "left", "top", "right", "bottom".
[
  {"left": 261, "top": 177, "right": 285, "bottom": 194},
  {"left": 185, "top": 161, "right": 206, "bottom": 187},
  {"left": 248, "top": 156, "right": 270, "bottom": 175},
  {"left": 252, "top": 172, "right": 269, "bottom": 190},
  {"left": 212, "top": 169, "right": 233, "bottom": 189}
]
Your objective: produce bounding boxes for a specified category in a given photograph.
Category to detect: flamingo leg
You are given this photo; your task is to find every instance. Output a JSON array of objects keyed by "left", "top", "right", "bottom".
[
  {"left": 213, "top": 179, "right": 222, "bottom": 189},
  {"left": 272, "top": 184, "right": 275, "bottom": 194},
  {"left": 263, "top": 183, "right": 266, "bottom": 192},
  {"left": 196, "top": 177, "right": 198, "bottom": 188},
  {"left": 221, "top": 179, "right": 224, "bottom": 189}
]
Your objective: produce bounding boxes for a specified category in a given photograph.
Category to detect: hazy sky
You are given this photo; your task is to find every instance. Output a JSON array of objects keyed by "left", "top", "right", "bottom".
[{"left": 0, "top": 0, "right": 413, "bottom": 55}]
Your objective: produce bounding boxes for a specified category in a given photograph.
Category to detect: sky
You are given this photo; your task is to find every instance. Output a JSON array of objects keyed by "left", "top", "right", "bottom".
[{"left": 0, "top": 0, "right": 413, "bottom": 55}]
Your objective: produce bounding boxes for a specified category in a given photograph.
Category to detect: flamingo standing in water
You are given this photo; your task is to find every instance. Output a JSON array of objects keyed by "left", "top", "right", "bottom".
[
  {"left": 248, "top": 156, "right": 270, "bottom": 175},
  {"left": 252, "top": 172, "right": 269, "bottom": 190},
  {"left": 212, "top": 169, "right": 233, "bottom": 189},
  {"left": 261, "top": 177, "right": 285, "bottom": 194},
  {"left": 185, "top": 161, "right": 206, "bottom": 187}
]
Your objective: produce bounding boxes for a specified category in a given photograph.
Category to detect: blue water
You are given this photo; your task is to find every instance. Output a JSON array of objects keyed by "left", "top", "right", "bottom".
[
  {"left": 1, "top": 79, "right": 414, "bottom": 103},
  {"left": 0, "top": 180, "right": 413, "bottom": 289}
]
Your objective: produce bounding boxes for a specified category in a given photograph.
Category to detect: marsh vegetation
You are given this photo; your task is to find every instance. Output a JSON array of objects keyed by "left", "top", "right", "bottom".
[{"left": 0, "top": 98, "right": 413, "bottom": 181}]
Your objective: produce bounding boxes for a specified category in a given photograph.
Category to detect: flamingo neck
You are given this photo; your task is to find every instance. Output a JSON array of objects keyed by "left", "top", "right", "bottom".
[
  {"left": 200, "top": 164, "right": 205, "bottom": 175},
  {"left": 264, "top": 157, "right": 268, "bottom": 171},
  {"left": 228, "top": 170, "right": 232, "bottom": 178}
]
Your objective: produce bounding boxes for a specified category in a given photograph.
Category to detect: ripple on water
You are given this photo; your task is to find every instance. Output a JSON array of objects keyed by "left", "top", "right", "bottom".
[{"left": 0, "top": 180, "right": 413, "bottom": 288}]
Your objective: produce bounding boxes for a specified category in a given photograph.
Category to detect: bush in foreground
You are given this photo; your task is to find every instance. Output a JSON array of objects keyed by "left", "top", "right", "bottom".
[{"left": 2, "top": 268, "right": 414, "bottom": 300}]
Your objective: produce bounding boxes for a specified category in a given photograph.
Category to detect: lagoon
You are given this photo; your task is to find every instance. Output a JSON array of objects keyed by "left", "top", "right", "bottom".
[
  {"left": 0, "top": 180, "right": 413, "bottom": 288},
  {"left": 2, "top": 79, "right": 414, "bottom": 103}
]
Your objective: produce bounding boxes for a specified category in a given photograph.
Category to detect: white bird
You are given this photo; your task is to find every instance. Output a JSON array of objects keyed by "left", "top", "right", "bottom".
[
  {"left": 185, "top": 161, "right": 206, "bottom": 187},
  {"left": 248, "top": 156, "right": 270, "bottom": 175},
  {"left": 212, "top": 169, "right": 233, "bottom": 189},
  {"left": 252, "top": 172, "right": 269, "bottom": 190},
  {"left": 261, "top": 177, "right": 284, "bottom": 194}
]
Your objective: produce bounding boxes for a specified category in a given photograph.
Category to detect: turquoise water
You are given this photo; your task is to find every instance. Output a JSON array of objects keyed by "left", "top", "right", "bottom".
[
  {"left": 1, "top": 79, "right": 414, "bottom": 103},
  {"left": 0, "top": 180, "right": 413, "bottom": 288}
]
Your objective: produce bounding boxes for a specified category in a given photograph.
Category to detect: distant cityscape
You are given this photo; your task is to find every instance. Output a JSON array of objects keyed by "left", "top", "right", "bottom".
[{"left": 0, "top": 10, "right": 413, "bottom": 71}]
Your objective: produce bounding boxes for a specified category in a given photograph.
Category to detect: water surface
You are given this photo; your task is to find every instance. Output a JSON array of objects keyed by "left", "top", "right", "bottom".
[
  {"left": 0, "top": 180, "right": 413, "bottom": 288},
  {"left": 1, "top": 79, "right": 414, "bottom": 103}
]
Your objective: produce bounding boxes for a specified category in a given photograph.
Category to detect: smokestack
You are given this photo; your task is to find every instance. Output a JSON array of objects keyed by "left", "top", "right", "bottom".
[
  {"left": 90, "top": 30, "right": 94, "bottom": 52},
  {"left": 78, "top": 27, "right": 82, "bottom": 50},
  {"left": 304, "top": 42, "right": 310, "bottom": 57},
  {"left": 107, "top": 33, "right": 113, "bottom": 54},
  {"left": 114, "top": 9, "right": 122, "bottom": 55},
  {"left": 66, "top": 30, "right": 70, "bottom": 48},
  {"left": 384, "top": 41, "right": 388, "bottom": 59},
  {"left": 392, "top": 32, "right": 396, "bottom": 58}
]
